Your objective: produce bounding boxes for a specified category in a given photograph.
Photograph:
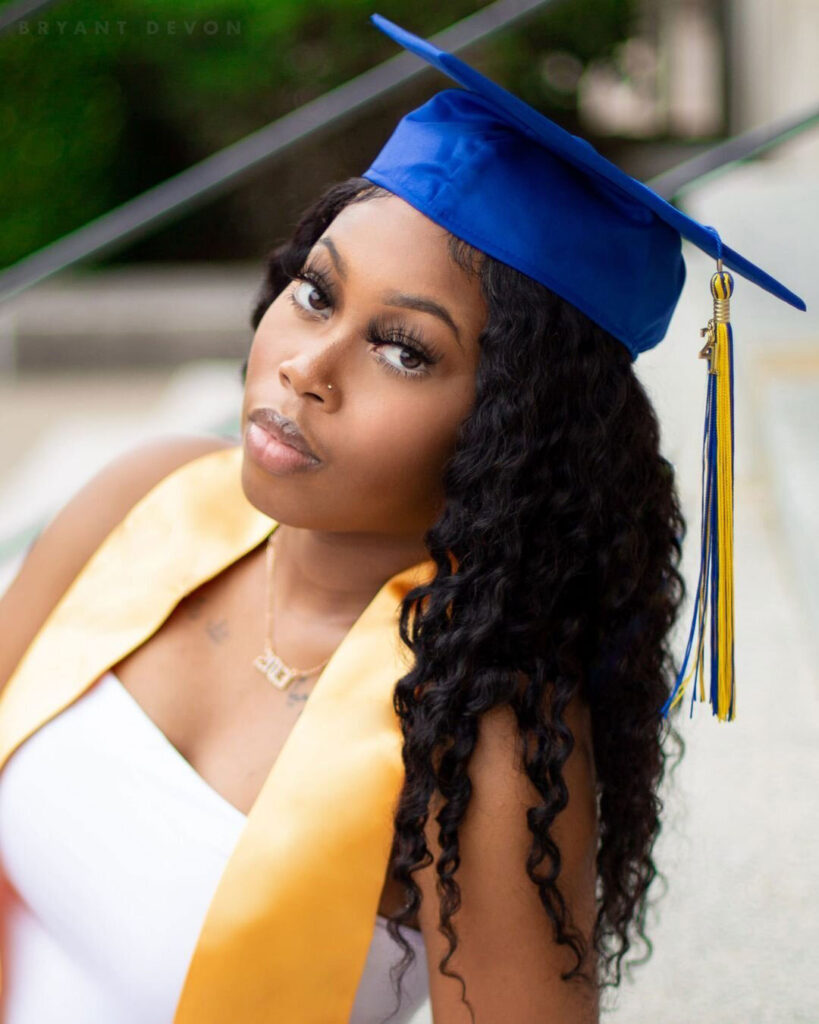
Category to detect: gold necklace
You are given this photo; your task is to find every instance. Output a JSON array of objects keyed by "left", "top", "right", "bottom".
[{"left": 252, "top": 532, "right": 331, "bottom": 690}]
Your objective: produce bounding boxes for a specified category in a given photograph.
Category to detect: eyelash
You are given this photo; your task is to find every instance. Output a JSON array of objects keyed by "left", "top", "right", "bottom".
[{"left": 286, "top": 264, "right": 440, "bottom": 380}]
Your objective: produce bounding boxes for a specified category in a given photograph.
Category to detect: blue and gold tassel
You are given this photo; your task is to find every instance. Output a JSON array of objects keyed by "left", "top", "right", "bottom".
[{"left": 661, "top": 259, "right": 736, "bottom": 722}]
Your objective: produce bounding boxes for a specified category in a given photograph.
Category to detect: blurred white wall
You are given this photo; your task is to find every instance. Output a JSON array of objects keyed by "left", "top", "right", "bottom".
[{"left": 728, "top": 0, "right": 819, "bottom": 164}]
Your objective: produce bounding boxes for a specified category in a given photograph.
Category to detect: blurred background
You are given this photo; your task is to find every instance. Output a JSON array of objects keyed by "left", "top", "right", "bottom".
[{"left": 0, "top": 1, "right": 817, "bottom": 1021}]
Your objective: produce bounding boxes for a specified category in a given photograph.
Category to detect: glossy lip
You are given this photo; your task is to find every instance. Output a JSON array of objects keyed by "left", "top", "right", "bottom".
[{"left": 248, "top": 407, "right": 321, "bottom": 461}]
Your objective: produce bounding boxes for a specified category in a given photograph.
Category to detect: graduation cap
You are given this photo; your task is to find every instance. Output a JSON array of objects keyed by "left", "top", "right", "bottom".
[{"left": 362, "top": 13, "right": 807, "bottom": 723}]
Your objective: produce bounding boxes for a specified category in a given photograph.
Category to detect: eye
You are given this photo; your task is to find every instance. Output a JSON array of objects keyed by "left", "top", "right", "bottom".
[
  {"left": 288, "top": 264, "right": 442, "bottom": 380},
  {"left": 368, "top": 328, "right": 434, "bottom": 379},
  {"left": 290, "top": 271, "right": 331, "bottom": 314}
]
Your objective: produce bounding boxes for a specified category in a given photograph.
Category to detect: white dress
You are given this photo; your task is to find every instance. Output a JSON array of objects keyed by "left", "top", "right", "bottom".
[{"left": 0, "top": 668, "right": 428, "bottom": 1023}]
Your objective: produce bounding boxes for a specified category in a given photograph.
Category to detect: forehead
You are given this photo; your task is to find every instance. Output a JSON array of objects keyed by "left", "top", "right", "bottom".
[{"left": 316, "top": 193, "right": 485, "bottom": 316}]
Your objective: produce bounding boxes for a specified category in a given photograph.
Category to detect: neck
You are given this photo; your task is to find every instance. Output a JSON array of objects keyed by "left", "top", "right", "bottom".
[{"left": 268, "top": 524, "right": 433, "bottom": 628}]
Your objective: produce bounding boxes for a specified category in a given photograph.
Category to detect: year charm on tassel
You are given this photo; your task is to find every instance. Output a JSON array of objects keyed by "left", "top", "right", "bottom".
[
  {"left": 661, "top": 259, "right": 737, "bottom": 723},
  {"left": 698, "top": 322, "right": 717, "bottom": 373}
]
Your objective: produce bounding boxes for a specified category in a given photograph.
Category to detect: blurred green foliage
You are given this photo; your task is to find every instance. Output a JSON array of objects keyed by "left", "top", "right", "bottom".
[{"left": 0, "top": 0, "right": 639, "bottom": 267}]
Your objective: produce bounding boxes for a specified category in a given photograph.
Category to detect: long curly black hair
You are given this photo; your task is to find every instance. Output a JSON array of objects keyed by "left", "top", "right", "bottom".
[{"left": 244, "top": 176, "right": 687, "bottom": 1022}]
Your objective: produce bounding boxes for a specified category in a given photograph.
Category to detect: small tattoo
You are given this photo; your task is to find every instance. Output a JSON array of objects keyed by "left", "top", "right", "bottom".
[
  {"left": 286, "top": 690, "right": 309, "bottom": 709},
  {"left": 206, "top": 618, "right": 230, "bottom": 645}
]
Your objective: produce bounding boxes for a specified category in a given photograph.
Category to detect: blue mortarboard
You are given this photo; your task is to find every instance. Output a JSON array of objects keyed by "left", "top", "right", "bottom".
[
  {"left": 362, "top": 14, "right": 808, "bottom": 724},
  {"left": 363, "top": 13, "right": 805, "bottom": 358}
]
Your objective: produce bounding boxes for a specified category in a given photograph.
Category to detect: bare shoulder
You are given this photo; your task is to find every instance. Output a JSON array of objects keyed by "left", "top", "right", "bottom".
[
  {"left": 416, "top": 692, "right": 600, "bottom": 1023},
  {"left": 0, "top": 434, "right": 235, "bottom": 694}
]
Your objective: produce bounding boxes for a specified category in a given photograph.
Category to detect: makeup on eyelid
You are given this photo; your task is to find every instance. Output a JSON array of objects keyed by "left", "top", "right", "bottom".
[{"left": 286, "top": 262, "right": 444, "bottom": 379}]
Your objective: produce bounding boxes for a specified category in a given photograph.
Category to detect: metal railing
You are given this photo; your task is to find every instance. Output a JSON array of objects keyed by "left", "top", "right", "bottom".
[
  {"left": 0, "top": 0, "right": 60, "bottom": 36},
  {"left": 1, "top": 0, "right": 817, "bottom": 304},
  {"left": 0, "top": 0, "right": 561, "bottom": 302},
  {"left": 0, "top": 0, "right": 816, "bottom": 567},
  {"left": 649, "top": 101, "right": 819, "bottom": 198}
]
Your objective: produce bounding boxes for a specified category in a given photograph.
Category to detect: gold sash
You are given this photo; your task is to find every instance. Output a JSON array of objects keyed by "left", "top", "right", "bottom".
[{"left": 0, "top": 444, "right": 435, "bottom": 1022}]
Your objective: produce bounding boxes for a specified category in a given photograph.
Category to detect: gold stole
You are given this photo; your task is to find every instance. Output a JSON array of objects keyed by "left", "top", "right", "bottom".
[{"left": 0, "top": 445, "right": 435, "bottom": 1022}]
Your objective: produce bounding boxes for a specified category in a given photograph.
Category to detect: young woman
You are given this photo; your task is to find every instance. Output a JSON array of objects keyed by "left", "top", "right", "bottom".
[
  {"left": 242, "top": 174, "right": 686, "bottom": 1021},
  {"left": 0, "top": 14, "right": 804, "bottom": 1024},
  {"left": 0, "top": 185, "right": 677, "bottom": 1024}
]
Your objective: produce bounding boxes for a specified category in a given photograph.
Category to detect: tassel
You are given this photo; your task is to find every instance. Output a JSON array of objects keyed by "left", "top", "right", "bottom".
[{"left": 661, "top": 259, "right": 736, "bottom": 722}]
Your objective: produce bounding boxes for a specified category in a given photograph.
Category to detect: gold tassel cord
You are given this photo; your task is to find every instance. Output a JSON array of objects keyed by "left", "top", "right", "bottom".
[
  {"left": 712, "top": 268, "right": 736, "bottom": 720},
  {"left": 661, "top": 261, "right": 736, "bottom": 722}
]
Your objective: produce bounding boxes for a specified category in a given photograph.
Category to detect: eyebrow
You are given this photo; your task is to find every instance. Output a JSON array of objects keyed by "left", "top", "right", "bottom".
[
  {"left": 316, "top": 234, "right": 463, "bottom": 349},
  {"left": 381, "top": 290, "right": 462, "bottom": 348},
  {"left": 317, "top": 237, "right": 347, "bottom": 280}
]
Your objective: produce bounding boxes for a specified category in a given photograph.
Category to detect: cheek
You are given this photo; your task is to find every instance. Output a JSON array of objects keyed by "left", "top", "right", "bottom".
[{"left": 347, "top": 393, "right": 469, "bottom": 492}]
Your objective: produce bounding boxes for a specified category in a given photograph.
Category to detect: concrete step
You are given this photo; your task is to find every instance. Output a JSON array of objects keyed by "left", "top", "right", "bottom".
[
  {"left": 0, "top": 360, "right": 243, "bottom": 591},
  {"left": 0, "top": 263, "right": 263, "bottom": 370}
]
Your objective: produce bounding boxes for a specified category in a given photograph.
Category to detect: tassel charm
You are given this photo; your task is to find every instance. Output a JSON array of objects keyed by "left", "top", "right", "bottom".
[
  {"left": 661, "top": 259, "right": 736, "bottom": 722},
  {"left": 698, "top": 322, "right": 717, "bottom": 370}
]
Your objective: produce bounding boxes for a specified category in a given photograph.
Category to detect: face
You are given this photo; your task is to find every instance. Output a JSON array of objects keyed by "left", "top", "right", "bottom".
[{"left": 240, "top": 194, "right": 486, "bottom": 539}]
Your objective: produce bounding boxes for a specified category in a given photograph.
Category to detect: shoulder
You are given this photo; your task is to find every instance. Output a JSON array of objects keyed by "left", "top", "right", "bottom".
[
  {"left": 415, "top": 692, "right": 600, "bottom": 1023},
  {"left": 0, "top": 434, "right": 235, "bottom": 695}
]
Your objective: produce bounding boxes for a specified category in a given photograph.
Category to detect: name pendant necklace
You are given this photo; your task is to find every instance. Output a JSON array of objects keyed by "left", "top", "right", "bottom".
[{"left": 253, "top": 531, "right": 331, "bottom": 690}]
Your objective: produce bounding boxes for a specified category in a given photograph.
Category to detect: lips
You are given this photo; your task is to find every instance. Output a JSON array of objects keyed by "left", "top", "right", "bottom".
[{"left": 248, "top": 408, "right": 320, "bottom": 461}]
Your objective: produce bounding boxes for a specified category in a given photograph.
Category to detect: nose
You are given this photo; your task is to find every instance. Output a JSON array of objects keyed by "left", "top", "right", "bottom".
[{"left": 277, "top": 334, "right": 346, "bottom": 406}]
